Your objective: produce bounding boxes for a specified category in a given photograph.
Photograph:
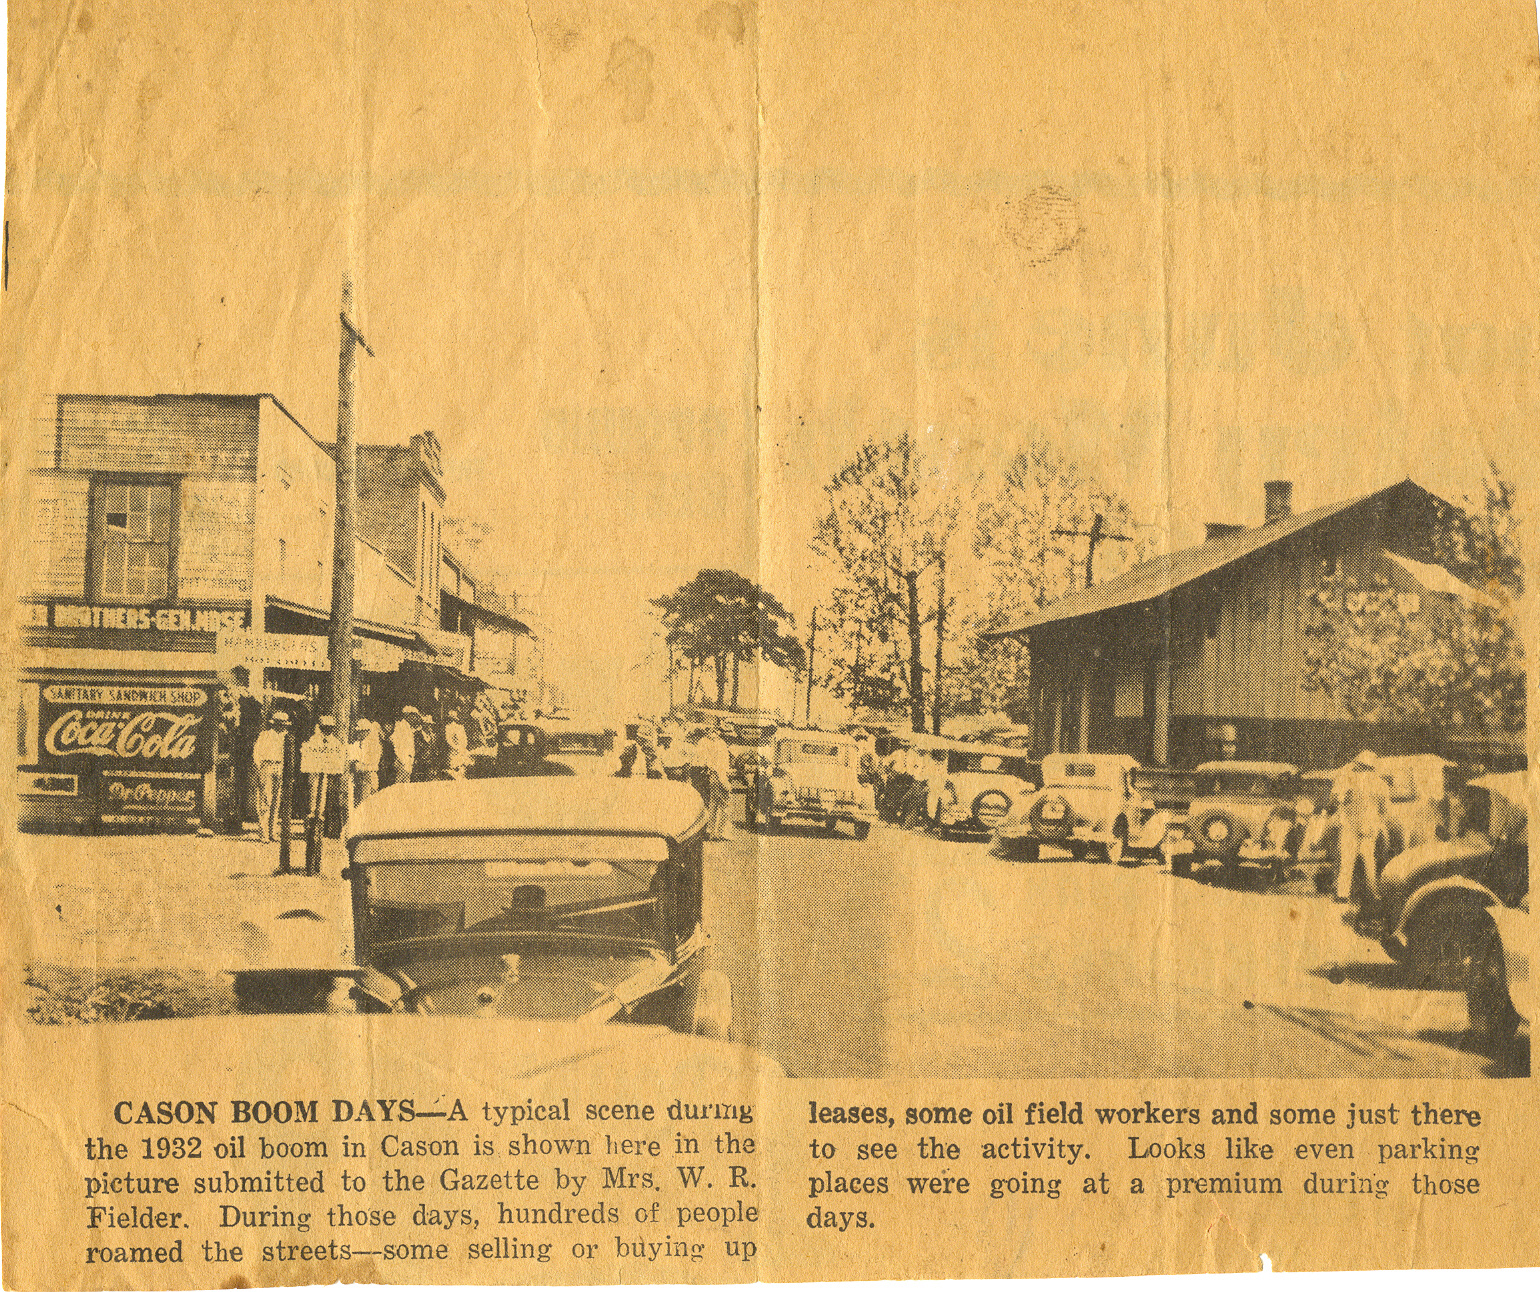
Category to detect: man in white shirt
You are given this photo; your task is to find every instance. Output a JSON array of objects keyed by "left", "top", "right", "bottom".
[
  {"left": 696, "top": 726, "right": 733, "bottom": 839},
  {"left": 251, "top": 711, "right": 290, "bottom": 843},
  {"left": 349, "top": 716, "right": 382, "bottom": 805},
  {"left": 1336, "top": 750, "right": 1390, "bottom": 902},
  {"left": 390, "top": 706, "right": 421, "bottom": 785}
]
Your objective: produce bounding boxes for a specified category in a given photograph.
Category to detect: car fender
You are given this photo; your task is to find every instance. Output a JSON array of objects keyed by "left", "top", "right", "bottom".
[
  {"left": 1487, "top": 903, "right": 1533, "bottom": 1025},
  {"left": 1390, "top": 874, "right": 1501, "bottom": 953}
]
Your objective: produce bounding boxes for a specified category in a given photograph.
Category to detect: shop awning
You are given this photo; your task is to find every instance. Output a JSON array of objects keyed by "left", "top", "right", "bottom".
[
  {"left": 265, "top": 596, "right": 434, "bottom": 652},
  {"left": 441, "top": 590, "right": 532, "bottom": 637},
  {"left": 398, "top": 657, "right": 487, "bottom": 689}
]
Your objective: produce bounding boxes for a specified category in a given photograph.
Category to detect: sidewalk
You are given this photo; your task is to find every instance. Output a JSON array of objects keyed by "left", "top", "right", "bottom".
[{"left": 16, "top": 829, "right": 352, "bottom": 972}]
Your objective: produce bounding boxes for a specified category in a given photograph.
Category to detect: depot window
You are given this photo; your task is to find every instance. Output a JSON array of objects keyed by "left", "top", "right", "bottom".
[{"left": 92, "top": 478, "right": 176, "bottom": 603}]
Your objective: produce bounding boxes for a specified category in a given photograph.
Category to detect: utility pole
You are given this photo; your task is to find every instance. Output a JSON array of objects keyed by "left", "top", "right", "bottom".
[
  {"left": 1053, "top": 512, "right": 1132, "bottom": 590},
  {"left": 850, "top": 632, "right": 862, "bottom": 719},
  {"left": 330, "top": 275, "right": 372, "bottom": 832},
  {"left": 804, "top": 608, "right": 818, "bottom": 726},
  {"left": 932, "top": 550, "right": 946, "bottom": 736}
]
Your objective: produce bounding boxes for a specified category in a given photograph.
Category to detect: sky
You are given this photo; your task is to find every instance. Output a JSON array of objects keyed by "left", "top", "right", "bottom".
[{"left": 5, "top": 0, "right": 1538, "bottom": 722}]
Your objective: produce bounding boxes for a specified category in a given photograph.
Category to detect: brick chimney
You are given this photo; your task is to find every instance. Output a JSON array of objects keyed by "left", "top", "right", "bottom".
[
  {"left": 1204, "top": 522, "right": 1245, "bottom": 542},
  {"left": 1264, "top": 480, "right": 1293, "bottom": 524}
]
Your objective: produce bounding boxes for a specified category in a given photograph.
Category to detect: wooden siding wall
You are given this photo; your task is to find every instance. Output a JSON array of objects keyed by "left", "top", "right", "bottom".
[
  {"left": 56, "top": 395, "right": 258, "bottom": 479},
  {"left": 1163, "top": 527, "right": 1373, "bottom": 726}
]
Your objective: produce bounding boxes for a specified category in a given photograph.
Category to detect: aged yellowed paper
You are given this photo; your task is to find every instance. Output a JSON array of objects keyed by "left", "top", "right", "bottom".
[{"left": 3, "top": 0, "right": 1538, "bottom": 1284}]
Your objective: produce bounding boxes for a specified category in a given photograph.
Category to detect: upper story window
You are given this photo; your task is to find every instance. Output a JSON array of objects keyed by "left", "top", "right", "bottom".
[{"left": 94, "top": 478, "right": 175, "bottom": 602}]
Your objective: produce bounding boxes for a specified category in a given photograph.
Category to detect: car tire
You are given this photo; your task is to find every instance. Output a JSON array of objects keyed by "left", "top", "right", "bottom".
[
  {"left": 1171, "top": 854, "right": 1191, "bottom": 878},
  {"left": 1105, "top": 820, "right": 1128, "bottom": 865},
  {"left": 1378, "top": 935, "right": 1407, "bottom": 963},
  {"left": 1467, "top": 921, "right": 1521, "bottom": 1043},
  {"left": 1405, "top": 907, "right": 1485, "bottom": 991},
  {"left": 1017, "top": 839, "right": 1039, "bottom": 863},
  {"left": 763, "top": 814, "right": 780, "bottom": 835},
  {"left": 853, "top": 821, "right": 871, "bottom": 842},
  {"left": 683, "top": 969, "right": 733, "bottom": 1040},
  {"left": 745, "top": 794, "right": 758, "bottom": 827},
  {"left": 824, "top": 817, "right": 840, "bottom": 836}
]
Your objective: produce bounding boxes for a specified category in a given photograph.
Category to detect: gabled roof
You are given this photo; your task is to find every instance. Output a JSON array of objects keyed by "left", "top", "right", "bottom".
[{"left": 980, "top": 479, "right": 1444, "bottom": 639}]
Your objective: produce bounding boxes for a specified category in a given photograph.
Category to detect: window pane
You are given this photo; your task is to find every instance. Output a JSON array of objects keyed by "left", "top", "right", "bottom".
[
  {"left": 101, "top": 540, "right": 127, "bottom": 596},
  {"left": 145, "top": 485, "right": 171, "bottom": 539},
  {"left": 95, "top": 481, "right": 173, "bottom": 602}
]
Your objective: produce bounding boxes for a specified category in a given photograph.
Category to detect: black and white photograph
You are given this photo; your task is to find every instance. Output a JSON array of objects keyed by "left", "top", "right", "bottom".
[{"left": 3, "top": 0, "right": 1538, "bottom": 1282}]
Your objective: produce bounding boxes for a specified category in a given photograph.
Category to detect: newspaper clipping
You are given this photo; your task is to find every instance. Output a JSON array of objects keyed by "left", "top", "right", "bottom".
[{"left": 2, "top": 0, "right": 1538, "bottom": 1284}]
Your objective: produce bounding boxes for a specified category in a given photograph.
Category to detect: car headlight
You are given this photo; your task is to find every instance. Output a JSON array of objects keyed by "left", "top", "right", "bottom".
[{"left": 1205, "top": 819, "right": 1231, "bottom": 843}]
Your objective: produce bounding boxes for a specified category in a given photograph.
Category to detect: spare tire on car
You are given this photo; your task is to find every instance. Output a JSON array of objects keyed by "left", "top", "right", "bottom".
[
  {"left": 972, "top": 789, "right": 1011, "bottom": 831},
  {"left": 1190, "top": 809, "right": 1242, "bottom": 857},
  {"left": 1028, "top": 794, "right": 1074, "bottom": 839}
]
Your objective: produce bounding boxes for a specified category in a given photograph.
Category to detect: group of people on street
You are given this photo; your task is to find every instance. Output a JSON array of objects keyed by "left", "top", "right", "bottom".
[
  {"left": 221, "top": 661, "right": 496, "bottom": 842},
  {"left": 616, "top": 718, "right": 733, "bottom": 841},
  {"left": 872, "top": 740, "right": 951, "bottom": 831}
]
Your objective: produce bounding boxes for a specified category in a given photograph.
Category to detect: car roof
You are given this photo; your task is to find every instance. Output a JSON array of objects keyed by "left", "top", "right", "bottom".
[
  {"left": 1043, "top": 751, "right": 1138, "bottom": 769},
  {"left": 1194, "top": 760, "right": 1299, "bottom": 776},
  {"left": 347, "top": 777, "right": 707, "bottom": 845},
  {"left": 947, "top": 742, "right": 1037, "bottom": 760},
  {"left": 775, "top": 728, "right": 856, "bottom": 745}
]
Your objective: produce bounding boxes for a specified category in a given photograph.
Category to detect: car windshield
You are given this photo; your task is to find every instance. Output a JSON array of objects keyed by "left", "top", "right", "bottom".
[
  {"left": 1044, "top": 760, "right": 1108, "bottom": 788},
  {"left": 351, "top": 834, "right": 670, "bottom": 959},
  {"left": 548, "top": 731, "right": 610, "bottom": 755},
  {"left": 777, "top": 740, "right": 851, "bottom": 766},
  {"left": 1199, "top": 771, "right": 1291, "bottom": 798},
  {"left": 948, "top": 751, "right": 1027, "bottom": 776}
]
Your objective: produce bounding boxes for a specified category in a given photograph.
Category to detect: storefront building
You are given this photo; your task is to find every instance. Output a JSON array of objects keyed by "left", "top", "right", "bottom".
[{"left": 17, "top": 392, "right": 478, "bottom": 832}]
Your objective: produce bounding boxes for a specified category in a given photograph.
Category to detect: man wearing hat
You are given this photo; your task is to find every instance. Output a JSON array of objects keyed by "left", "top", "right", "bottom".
[
  {"left": 251, "top": 711, "right": 291, "bottom": 843},
  {"left": 1336, "top": 750, "right": 1389, "bottom": 902},
  {"left": 349, "top": 712, "right": 383, "bottom": 805},
  {"left": 389, "top": 706, "right": 421, "bottom": 786},
  {"left": 222, "top": 664, "right": 264, "bottom": 835}
]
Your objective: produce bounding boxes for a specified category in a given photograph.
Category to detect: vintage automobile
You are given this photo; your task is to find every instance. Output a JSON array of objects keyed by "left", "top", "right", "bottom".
[
  {"left": 722, "top": 712, "right": 780, "bottom": 788},
  {"left": 474, "top": 720, "right": 619, "bottom": 777},
  {"left": 233, "top": 777, "right": 737, "bottom": 1040},
  {"left": 931, "top": 742, "right": 1039, "bottom": 839},
  {"left": 1358, "top": 773, "right": 1528, "bottom": 994},
  {"left": 1164, "top": 761, "right": 1305, "bottom": 883},
  {"left": 994, "top": 753, "right": 1172, "bottom": 864},
  {"left": 749, "top": 728, "right": 876, "bottom": 839}
]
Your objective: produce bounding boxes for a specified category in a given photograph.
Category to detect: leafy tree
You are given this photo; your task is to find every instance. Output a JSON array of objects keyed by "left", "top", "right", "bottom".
[
  {"left": 650, "top": 570, "right": 805, "bottom": 708},
  {"left": 811, "top": 431, "right": 969, "bottom": 732},
  {"left": 1301, "top": 468, "right": 1525, "bottom": 734},
  {"left": 959, "top": 440, "right": 1150, "bottom": 716}
]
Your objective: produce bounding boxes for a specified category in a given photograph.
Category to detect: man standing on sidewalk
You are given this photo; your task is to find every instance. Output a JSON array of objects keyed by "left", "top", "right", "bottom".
[
  {"left": 349, "top": 714, "right": 382, "bottom": 805},
  {"left": 252, "top": 711, "right": 290, "bottom": 843},
  {"left": 696, "top": 725, "right": 733, "bottom": 840},
  {"left": 1335, "top": 750, "right": 1389, "bottom": 902},
  {"left": 389, "top": 706, "right": 420, "bottom": 786}
]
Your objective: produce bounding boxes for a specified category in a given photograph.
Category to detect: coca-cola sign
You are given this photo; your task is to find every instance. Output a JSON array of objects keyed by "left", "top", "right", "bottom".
[{"left": 37, "top": 684, "right": 213, "bottom": 772}]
